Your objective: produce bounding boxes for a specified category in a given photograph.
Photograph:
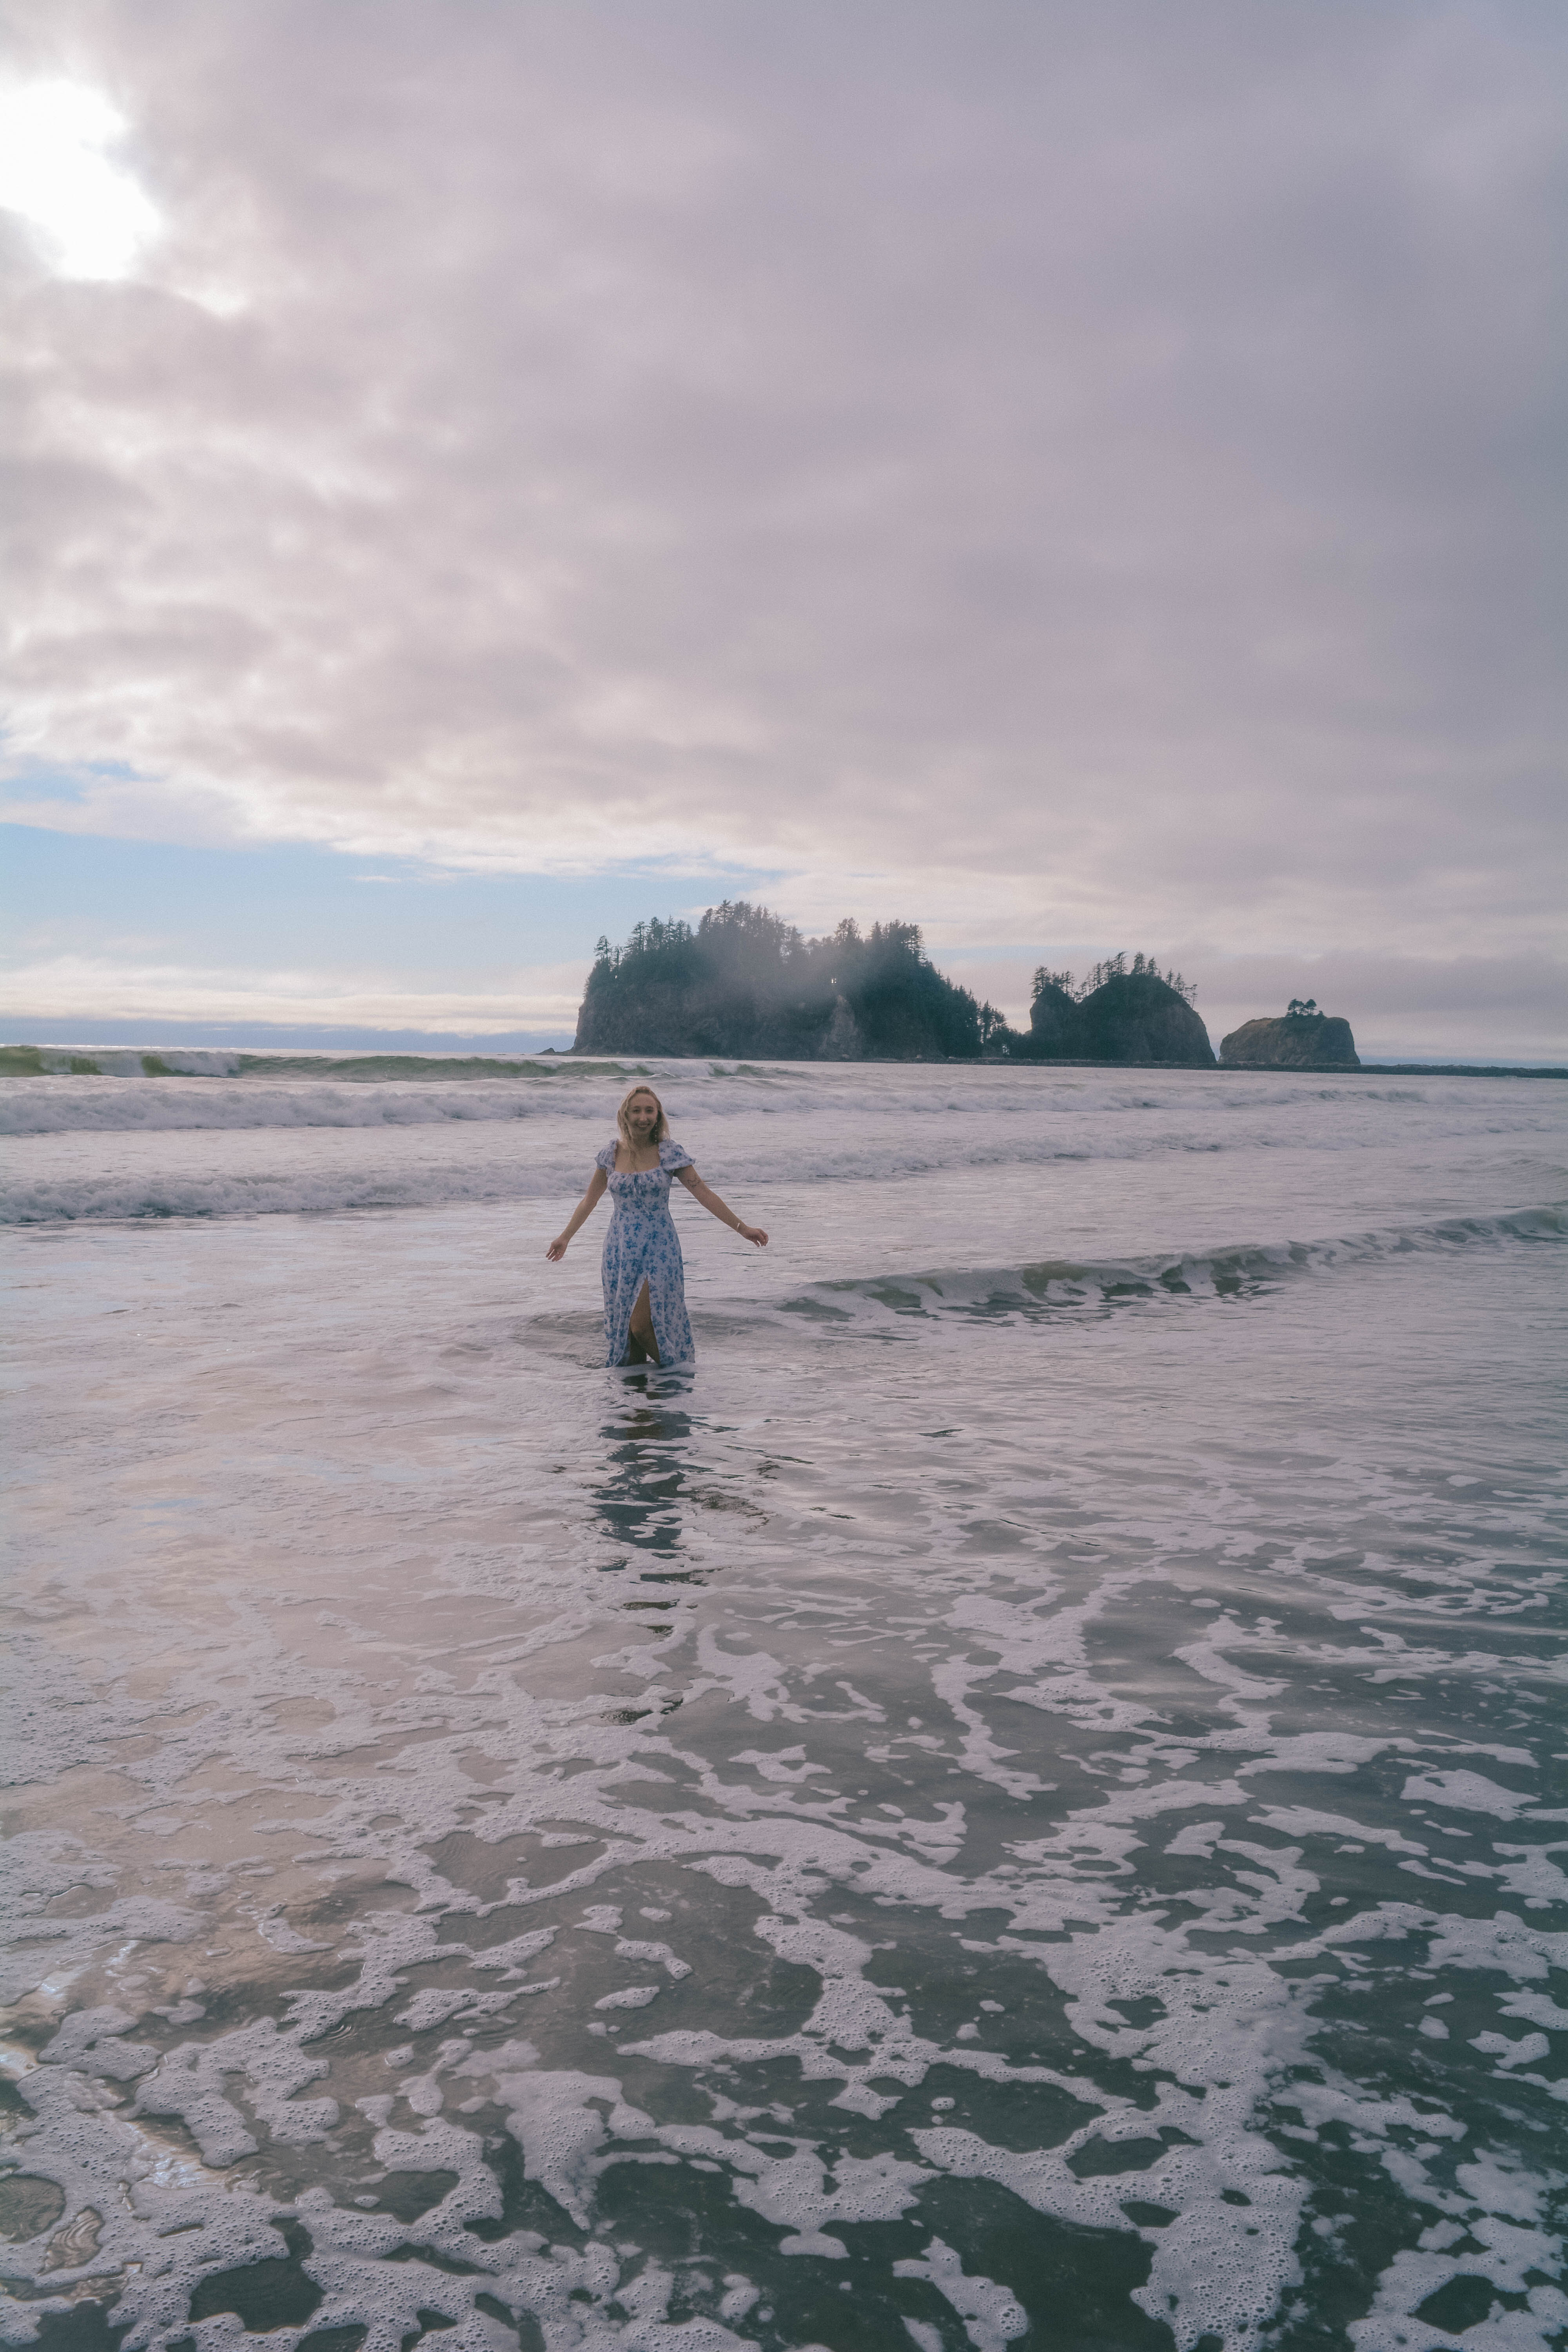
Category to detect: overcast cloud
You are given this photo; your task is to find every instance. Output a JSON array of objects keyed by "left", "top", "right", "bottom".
[{"left": 2, "top": 1, "right": 1564, "bottom": 1050}]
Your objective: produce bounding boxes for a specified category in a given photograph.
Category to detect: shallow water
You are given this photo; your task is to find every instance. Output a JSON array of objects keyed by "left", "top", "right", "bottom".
[{"left": 2, "top": 1062, "right": 1565, "bottom": 2352}]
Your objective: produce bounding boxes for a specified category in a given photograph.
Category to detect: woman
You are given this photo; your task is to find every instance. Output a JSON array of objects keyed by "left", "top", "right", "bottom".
[{"left": 546, "top": 1084, "right": 767, "bottom": 1367}]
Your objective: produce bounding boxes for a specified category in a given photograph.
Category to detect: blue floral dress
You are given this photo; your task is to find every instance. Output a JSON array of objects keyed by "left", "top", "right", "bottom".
[{"left": 596, "top": 1138, "right": 697, "bottom": 1367}]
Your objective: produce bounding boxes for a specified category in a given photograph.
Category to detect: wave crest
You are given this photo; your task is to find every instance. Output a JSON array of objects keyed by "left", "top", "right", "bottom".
[{"left": 781, "top": 1206, "right": 1567, "bottom": 1326}]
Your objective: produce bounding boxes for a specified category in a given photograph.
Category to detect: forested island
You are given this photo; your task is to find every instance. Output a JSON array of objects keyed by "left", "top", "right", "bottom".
[
  {"left": 572, "top": 902, "right": 1218, "bottom": 1063},
  {"left": 574, "top": 903, "right": 987, "bottom": 1059}
]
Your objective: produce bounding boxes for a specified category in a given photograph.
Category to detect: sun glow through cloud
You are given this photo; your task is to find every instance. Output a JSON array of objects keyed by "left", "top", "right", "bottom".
[
  {"left": 0, "top": 8, "right": 1563, "bottom": 1059},
  {"left": 0, "top": 78, "right": 160, "bottom": 278}
]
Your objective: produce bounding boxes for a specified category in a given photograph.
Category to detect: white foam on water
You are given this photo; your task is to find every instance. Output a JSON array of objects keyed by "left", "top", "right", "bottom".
[
  {"left": 893, "top": 2238, "right": 1027, "bottom": 2352},
  {"left": 2, "top": 1067, "right": 1563, "bottom": 2350}
]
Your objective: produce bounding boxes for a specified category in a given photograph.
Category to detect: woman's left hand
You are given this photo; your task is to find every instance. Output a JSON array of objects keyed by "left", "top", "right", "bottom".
[{"left": 736, "top": 1223, "right": 768, "bottom": 1247}]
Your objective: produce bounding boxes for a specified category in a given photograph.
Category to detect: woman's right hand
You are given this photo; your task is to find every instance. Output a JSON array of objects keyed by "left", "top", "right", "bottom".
[{"left": 545, "top": 1234, "right": 569, "bottom": 1261}]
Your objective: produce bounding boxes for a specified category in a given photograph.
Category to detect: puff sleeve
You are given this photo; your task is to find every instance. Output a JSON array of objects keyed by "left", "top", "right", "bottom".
[
  {"left": 659, "top": 1140, "right": 693, "bottom": 1172},
  {"left": 595, "top": 1139, "right": 618, "bottom": 1172}
]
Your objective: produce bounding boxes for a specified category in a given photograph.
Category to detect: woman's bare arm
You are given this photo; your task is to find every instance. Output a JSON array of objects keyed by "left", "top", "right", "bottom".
[
  {"left": 545, "top": 1165, "right": 608, "bottom": 1259},
  {"left": 676, "top": 1164, "right": 768, "bottom": 1247}
]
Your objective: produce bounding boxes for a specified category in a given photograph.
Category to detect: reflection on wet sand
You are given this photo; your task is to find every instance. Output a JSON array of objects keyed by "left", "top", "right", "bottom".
[{"left": 593, "top": 1384, "right": 696, "bottom": 1568}]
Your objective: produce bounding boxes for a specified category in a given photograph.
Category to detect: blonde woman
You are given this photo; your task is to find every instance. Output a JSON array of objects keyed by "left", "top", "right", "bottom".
[{"left": 546, "top": 1084, "right": 767, "bottom": 1366}]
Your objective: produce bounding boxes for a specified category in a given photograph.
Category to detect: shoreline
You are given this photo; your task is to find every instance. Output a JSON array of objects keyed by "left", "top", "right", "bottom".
[
  {"left": 564, "top": 1053, "right": 1568, "bottom": 1076},
  {"left": 3, "top": 1039, "right": 1564, "bottom": 1080}
]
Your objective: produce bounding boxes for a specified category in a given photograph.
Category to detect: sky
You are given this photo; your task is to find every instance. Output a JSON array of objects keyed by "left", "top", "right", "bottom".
[{"left": 1, "top": 1, "right": 1564, "bottom": 1060}]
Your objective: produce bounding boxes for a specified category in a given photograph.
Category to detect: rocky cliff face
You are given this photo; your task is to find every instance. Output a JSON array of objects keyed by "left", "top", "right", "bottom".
[
  {"left": 1024, "top": 981, "right": 1089, "bottom": 1058},
  {"left": 573, "top": 980, "right": 833, "bottom": 1059},
  {"left": 1086, "top": 969, "right": 1222, "bottom": 1063},
  {"left": 1078, "top": 971, "right": 1216, "bottom": 1065},
  {"left": 1220, "top": 1014, "right": 1359, "bottom": 1069},
  {"left": 1018, "top": 970, "right": 1214, "bottom": 1064},
  {"left": 819, "top": 996, "right": 865, "bottom": 1059}
]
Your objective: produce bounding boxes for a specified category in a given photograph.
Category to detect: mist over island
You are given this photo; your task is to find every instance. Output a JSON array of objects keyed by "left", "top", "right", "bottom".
[
  {"left": 6, "top": 920, "right": 1559, "bottom": 1077},
  {"left": 13, "top": 903, "right": 1553, "bottom": 1073},
  {"left": 572, "top": 900, "right": 1370, "bottom": 1070}
]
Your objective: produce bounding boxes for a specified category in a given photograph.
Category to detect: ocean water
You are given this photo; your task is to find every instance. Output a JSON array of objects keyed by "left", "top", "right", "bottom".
[{"left": 2, "top": 1058, "right": 1564, "bottom": 2352}]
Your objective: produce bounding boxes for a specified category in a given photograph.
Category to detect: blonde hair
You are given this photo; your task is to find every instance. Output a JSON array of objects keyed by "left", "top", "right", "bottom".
[{"left": 616, "top": 1084, "right": 668, "bottom": 1145}]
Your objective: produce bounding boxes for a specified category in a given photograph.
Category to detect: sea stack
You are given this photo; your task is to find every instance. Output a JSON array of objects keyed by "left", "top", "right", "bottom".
[
  {"left": 1025, "top": 980, "right": 1089, "bottom": 1059},
  {"left": 1078, "top": 970, "right": 1216, "bottom": 1066},
  {"left": 1221, "top": 1006, "right": 1359, "bottom": 1069}
]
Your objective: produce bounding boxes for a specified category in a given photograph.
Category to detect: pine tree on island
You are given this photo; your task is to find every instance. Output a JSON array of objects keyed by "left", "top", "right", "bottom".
[
  {"left": 1016, "top": 952, "right": 1215, "bottom": 1066},
  {"left": 573, "top": 901, "right": 993, "bottom": 1060},
  {"left": 573, "top": 912, "right": 1218, "bottom": 1064}
]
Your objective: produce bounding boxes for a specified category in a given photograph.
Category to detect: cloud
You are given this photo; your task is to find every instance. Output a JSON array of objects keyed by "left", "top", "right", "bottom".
[
  {"left": 2, "top": 0, "right": 1564, "bottom": 985},
  {"left": 0, "top": 948, "right": 586, "bottom": 1035},
  {"left": 0, "top": 78, "right": 161, "bottom": 278}
]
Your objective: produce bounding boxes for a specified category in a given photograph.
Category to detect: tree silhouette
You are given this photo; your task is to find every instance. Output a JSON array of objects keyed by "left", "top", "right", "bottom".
[
  {"left": 583, "top": 901, "right": 986, "bottom": 1056},
  {"left": 1033, "top": 953, "right": 1196, "bottom": 1005}
]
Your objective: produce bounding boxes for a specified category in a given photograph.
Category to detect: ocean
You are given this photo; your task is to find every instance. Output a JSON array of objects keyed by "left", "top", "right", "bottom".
[{"left": 2, "top": 1056, "right": 1564, "bottom": 2352}]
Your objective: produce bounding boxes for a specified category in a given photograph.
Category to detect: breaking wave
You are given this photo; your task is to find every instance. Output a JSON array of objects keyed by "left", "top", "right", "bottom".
[
  {"left": 782, "top": 1206, "right": 1568, "bottom": 1327},
  {"left": 0, "top": 1047, "right": 1506, "bottom": 1144}
]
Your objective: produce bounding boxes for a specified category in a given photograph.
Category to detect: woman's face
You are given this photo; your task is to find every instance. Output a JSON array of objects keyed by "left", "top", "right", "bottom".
[{"left": 626, "top": 1093, "right": 660, "bottom": 1142}]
